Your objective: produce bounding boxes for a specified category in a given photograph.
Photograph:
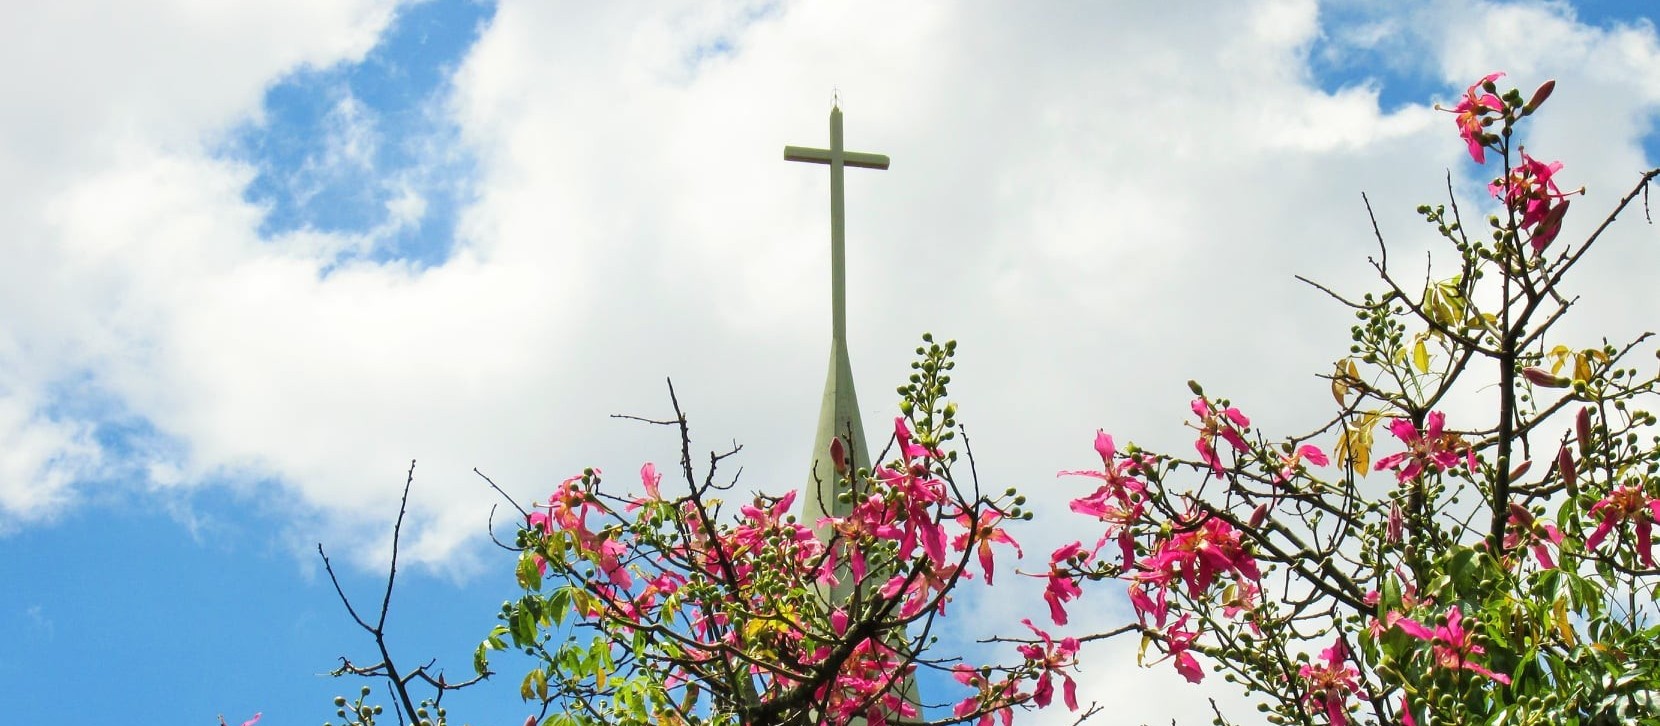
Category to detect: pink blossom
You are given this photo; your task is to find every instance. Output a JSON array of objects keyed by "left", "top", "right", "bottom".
[
  {"left": 814, "top": 638, "right": 918, "bottom": 726},
  {"left": 1042, "top": 542, "right": 1088, "bottom": 625},
  {"left": 1060, "top": 431, "right": 1149, "bottom": 496},
  {"left": 879, "top": 562, "right": 962, "bottom": 618},
  {"left": 1064, "top": 430, "right": 1148, "bottom": 568},
  {"left": 1441, "top": 72, "right": 1505, "bottom": 164},
  {"left": 624, "top": 462, "right": 663, "bottom": 511},
  {"left": 1299, "top": 638, "right": 1359, "bottom": 726},
  {"left": 1221, "top": 578, "right": 1262, "bottom": 629},
  {"left": 893, "top": 416, "right": 939, "bottom": 463},
  {"left": 1122, "top": 514, "right": 1258, "bottom": 628},
  {"left": 952, "top": 665, "right": 1019, "bottom": 726},
  {"left": 1391, "top": 606, "right": 1511, "bottom": 684},
  {"left": 1585, "top": 484, "right": 1660, "bottom": 567},
  {"left": 952, "top": 509, "right": 1023, "bottom": 585},
  {"left": 1191, "top": 398, "right": 1251, "bottom": 474},
  {"left": 1160, "top": 615, "right": 1205, "bottom": 683},
  {"left": 1373, "top": 412, "right": 1474, "bottom": 483},
  {"left": 1503, "top": 502, "right": 1563, "bottom": 569},
  {"left": 1276, "top": 444, "right": 1330, "bottom": 483},
  {"left": 1126, "top": 555, "right": 1176, "bottom": 627},
  {"left": 1017, "top": 619, "right": 1080, "bottom": 710},
  {"left": 1164, "top": 515, "right": 1261, "bottom": 595},
  {"left": 1489, "top": 150, "right": 1573, "bottom": 253},
  {"left": 529, "top": 475, "right": 597, "bottom": 535}
]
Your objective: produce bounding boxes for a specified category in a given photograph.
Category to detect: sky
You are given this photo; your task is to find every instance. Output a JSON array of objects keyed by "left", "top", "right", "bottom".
[{"left": 3, "top": 1, "right": 1660, "bottom": 724}]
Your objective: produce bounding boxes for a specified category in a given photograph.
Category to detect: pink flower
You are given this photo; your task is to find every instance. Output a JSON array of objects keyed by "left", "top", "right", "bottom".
[
  {"left": 1165, "top": 515, "right": 1261, "bottom": 595},
  {"left": 1441, "top": 72, "right": 1505, "bottom": 164},
  {"left": 1489, "top": 150, "right": 1574, "bottom": 253},
  {"left": 1373, "top": 412, "right": 1474, "bottom": 482},
  {"left": 1221, "top": 578, "right": 1262, "bottom": 629},
  {"left": 1299, "top": 638, "right": 1359, "bottom": 726},
  {"left": 624, "top": 462, "right": 663, "bottom": 511},
  {"left": 1585, "top": 484, "right": 1660, "bottom": 567},
  {"left": 1503, "top": 502, "right": 1563, "bottom": 569},
  {"left": 1159, "top": 615, "right": 1205, "bottom": 683},
  {"left": 1126, "top": 554, "right": 1176, "bottom": 627},
  {"left": 879, "top": 562, "right": 961, "bottom": 618},
  {"left": 1064, "top": 430, "right": 1148, "bottom": 567},
  {"left": 1191, "top": 398, "right": 1251, "bottom": 474},
  {"left": 893, "top": 416, "right": 939, "bottom": 463},
  {"left": 1391, "top": 606, "right": 1511, "bottom": 684},
  {"left": 1276, "top": 444, "right": 1330, "bottom": 483},
  {"left": 952, "top": 665, "right": 1019, "bottom": 726},
  {"left": 953, "top": 509, "right": 1023, "bottom": 585},
  {"left": 1017, "top": 620, "right": 1080, "bottom": 710},
  {"left": 1041, "top": 542, "right": 1088, "bottom": 625},
  {"left": 1061, "top": 431, "right": 1149, "bottom": 495}
]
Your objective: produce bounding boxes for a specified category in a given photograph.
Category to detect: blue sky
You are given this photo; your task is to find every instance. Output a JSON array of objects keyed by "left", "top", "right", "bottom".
[{"left": 4, "top": 1, "right": 1660, "bottom": 724}]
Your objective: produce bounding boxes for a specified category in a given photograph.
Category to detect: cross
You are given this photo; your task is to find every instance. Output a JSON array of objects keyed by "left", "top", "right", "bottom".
[{"left": 784, "top": 104, "right": 890, "bottom": 343}]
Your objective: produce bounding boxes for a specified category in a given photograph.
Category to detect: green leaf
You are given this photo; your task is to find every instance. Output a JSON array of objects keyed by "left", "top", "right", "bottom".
[
  {"left": 511, "top": 602, "right": 537, "bottom": 646},
  {"left": 549, "top": 587, "right": 571, "bottom": 628},
  {"left": 517, "top": 553, "right": 544, "bottom": 591}
]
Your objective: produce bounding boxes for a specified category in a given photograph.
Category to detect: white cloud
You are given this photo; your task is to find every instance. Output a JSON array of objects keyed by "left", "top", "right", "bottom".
[{"left": 3, "top": 0, "right": 1660, "bottom": 718}]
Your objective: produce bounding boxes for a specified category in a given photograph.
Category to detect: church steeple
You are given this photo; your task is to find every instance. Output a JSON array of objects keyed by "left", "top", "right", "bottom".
[{"left": 784, "top": 104, "right": 889, "bottom": 596}]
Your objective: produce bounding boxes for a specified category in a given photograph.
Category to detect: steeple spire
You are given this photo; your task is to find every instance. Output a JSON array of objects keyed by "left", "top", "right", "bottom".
[{"left": 784, "top": 104, "right": 889, "bottom": 590}]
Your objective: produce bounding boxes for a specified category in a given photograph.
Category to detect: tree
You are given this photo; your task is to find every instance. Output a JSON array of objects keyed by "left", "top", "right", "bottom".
[
  {"left": 1044, "top": 73, "right": 1660, "bottom": 725},
  {"left": 319, "top": 74, "right": 1660, "bottom": 726},
  {"left": 323, "top": 340, "right": 1093, "bottom": 726}
]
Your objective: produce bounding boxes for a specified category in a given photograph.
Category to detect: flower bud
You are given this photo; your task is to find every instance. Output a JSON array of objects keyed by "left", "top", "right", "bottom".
[
  {"left": 1248, "top": 502, "right": 1270, "bottom": 529},
  {"left": 1577, "top": 406, "right": 1593, "bottom": 454},
  {"left": 1525, "top": 79, "right": 1556, "bottom": 112},
  {"left": 829, "top": 436, "right": 848, "bottom": 475},
  {"left": 1508, "top": 459, "right": 1532, "bottom": 481},
  {"left": 1558, "top": 445, "right": 1577, "bottom": 499},
  {"left": 1521, "top": 366, "right": 1567, "bottom": 388}
]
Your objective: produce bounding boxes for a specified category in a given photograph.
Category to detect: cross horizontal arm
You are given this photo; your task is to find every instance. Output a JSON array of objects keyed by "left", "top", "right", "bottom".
[{"left": 783, "top": 145, "right": 891, "bottom": 170}]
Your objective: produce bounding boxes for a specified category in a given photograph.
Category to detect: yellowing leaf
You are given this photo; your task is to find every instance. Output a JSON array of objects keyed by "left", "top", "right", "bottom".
[
  {"left": 1331, "top": 360, "right": 1351, "bottom": 406},
  {"left": 1412, "top": 337, "right": 1430, "bottom": 373},
  {"left": 521, "top": 668, "right": 548, "bottom": 701},
  {"left": 1336, "top": 412, "right": 1381, "bottom": 474},
  {"left": 1547, "top": 345, "right": 1573, "bottom": 374},
  {"left": 1554, "top": 597, "right": 1576, "bottom": 648}
]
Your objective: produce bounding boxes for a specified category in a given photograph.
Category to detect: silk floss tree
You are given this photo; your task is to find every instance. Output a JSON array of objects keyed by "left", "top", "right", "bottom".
[{"left": 1043, "top": 73, "right": 1660, "bottom": 725}]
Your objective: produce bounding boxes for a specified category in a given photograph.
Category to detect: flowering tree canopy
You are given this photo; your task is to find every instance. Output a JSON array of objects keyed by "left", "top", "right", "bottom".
[
  {"left": 318, "top": 75, "right": 1660, "bottom": 726},
  {"left": 1039, "top": 73, "right": 1660, "bottom": 725}
]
